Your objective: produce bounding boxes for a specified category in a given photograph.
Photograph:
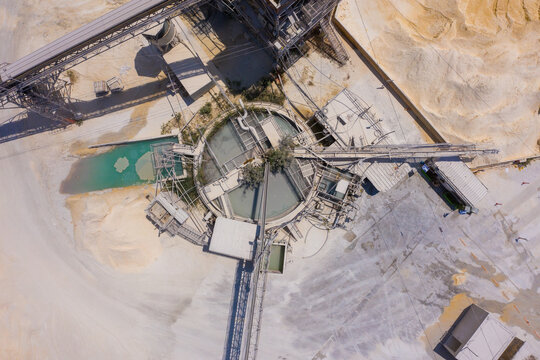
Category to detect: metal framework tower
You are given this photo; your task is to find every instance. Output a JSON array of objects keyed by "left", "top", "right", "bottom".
[
  {"left": 149, "top": 141, "right": 208, "bottom": 244},
  {"left": 221, "top": 0, "right": 348, "bottom": 65}
]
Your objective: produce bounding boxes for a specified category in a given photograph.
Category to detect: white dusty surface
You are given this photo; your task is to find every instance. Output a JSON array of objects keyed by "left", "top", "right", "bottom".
[
  {"left": 259, "top": 162, "right": 540, "bottom": 359},
  {"left": 336, "top": 0, "right": 540, "bottom": 160},
  {"left": 1, "top": 1, "right": 539, "bottom": 359},
  {"left": 0, "top": 1, "right": 236, "bottom": 359}
]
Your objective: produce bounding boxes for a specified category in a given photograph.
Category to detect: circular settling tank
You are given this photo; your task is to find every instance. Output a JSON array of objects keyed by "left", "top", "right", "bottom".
[{"left": 199, "top": 108, "right": 305, "bottom": 222}]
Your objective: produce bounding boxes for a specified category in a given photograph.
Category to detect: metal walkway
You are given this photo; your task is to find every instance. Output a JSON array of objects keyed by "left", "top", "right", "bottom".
[
  {"left": 0, "top": 0, "right": 207, "bottom": 123},
  {"left": 241, "top": 163, "right": 270, "bottom": 360},
  {"left": 292, "top": 144, "right": 499, "bottom": 163},
  {"left": 223, "top": 164, "right": 270, "bottom": 360}
]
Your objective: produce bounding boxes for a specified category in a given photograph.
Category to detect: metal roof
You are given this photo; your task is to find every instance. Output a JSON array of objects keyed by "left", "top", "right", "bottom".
[
  {"left": 444, "top": 304, "right": 489, "bottom": 355},
  {"left": 360, "top": 161, "right": 411, "bottom": 192},
  {"left": 0, "top": 0, "right": 172, "bottom": 83},
  {"left": 434, "top": 158, "right": 488, "bottom": 208},
  {"left": 163, "top": 42, "right": 213, "bottom": 97},
  {"left": 209, "top": 217, "right": 257, "bottom": 260},
  {"left": 443, "top": 305, "right": 515, "bottom": 360},
  {"left": 155, "top": 191, "right": 189, "bottom": 224}
]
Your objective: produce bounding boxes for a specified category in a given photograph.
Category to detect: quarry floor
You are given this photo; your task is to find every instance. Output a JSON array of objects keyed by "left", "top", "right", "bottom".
[
  {"left": 258, "top": 162, "right": 540, "bottom": 359},
  {"left": 0, "top": 0, "right": 539, "bottom": 359}
]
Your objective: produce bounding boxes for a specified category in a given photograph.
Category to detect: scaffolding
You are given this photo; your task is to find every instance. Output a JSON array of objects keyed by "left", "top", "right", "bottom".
[
  {"left": 147, "top": 142, "right": 208, "bottom": 245},
  {"left": 221, "top": 0, "right": 348, "bottom": 66}
]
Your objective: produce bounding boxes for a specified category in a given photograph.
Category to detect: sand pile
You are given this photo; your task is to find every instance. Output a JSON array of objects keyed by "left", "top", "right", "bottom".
[
  {"left": 337, "top": 0, "right": 540, "bottom": 160},
  {"left": 67, "top": 186, "right": 162, "bottom": 272}
]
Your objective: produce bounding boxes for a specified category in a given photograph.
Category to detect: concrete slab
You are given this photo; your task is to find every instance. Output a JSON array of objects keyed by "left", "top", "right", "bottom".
[{"left": 209, "top": 217, "right": 257, "bottom": 260}]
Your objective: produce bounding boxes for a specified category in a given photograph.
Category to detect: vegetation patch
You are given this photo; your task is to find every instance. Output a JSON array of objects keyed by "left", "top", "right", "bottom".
[
  {"left": 241, "top": 162, "right": 265, "bottom": 187},
  {"left": 181, "top": 127, "right": 204, "bottom": 145},
  {"left": 241, "top": 76, "right": 285, "bottom": 105},
  {"left": 161, "top": 113, "right": 182, "bottom": 135},
  {"left": 66, "top": 69, "right": 79, "bottom": 84},
  {"left": 265, "top": 136, "right": 294, "bottom": 172},
  {"left": 199, "top": 102, "right": 212, "bottom": 117}
]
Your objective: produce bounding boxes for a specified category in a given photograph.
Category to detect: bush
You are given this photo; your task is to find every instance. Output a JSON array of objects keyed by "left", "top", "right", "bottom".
[
  {"left": 241, "top": 77, "right": 285, "bottom": 105},
  {"left": 279, "top": 135, "right": 295, "bottom": 150},
  {"left": 199, "top": 102, "right": 212, "bottom": 116},
  {"left": 265, "top": 147, "right": 292, "bottom": 172},
  {"left": 161, "top": 113, "right": 182, "bottom": 135},
  {"left": 242, "top": 162, "right": 265, "bottom": 187},
  {"left": 66, "top": 69, "right": 78, "bottom": 84},
  {"left": 181, "top": 127, "right": 203, "bottom": 145}
]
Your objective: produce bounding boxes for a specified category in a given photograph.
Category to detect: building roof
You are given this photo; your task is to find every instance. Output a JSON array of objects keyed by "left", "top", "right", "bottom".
[
  {"left": 443, "top": 305, "right": 517, "bottom": 360},
  {"left": 163, "top": 42, "right": 213, "bottom": 98},
  {"left": 434, "top": 158, "right": 488, "bottom": 208},
  {"left": 444, "top": 304, "right": 489, "bottom": 355},
  {"left": 356, "top": 161, "right": 411, "bottom": 193},
  {"left": 209, "top": 217, "right": 258, "bottom": 260},
  {"left": 261, "top": 118, "right": 282, "bottom": 148}
]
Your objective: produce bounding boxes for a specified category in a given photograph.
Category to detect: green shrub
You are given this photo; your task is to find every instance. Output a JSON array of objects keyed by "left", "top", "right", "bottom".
[
  {"left": 265, "top": 147, "right": 292, "bottom": 172},
  {"left": 199, "top": 102, "right": 212, "bottom": 116},
  {"left": 242, "top": 162, "right": 265, "bottom": 187},
  {"left": 241, "top": 77, "right": 285, "bottom": 105}
]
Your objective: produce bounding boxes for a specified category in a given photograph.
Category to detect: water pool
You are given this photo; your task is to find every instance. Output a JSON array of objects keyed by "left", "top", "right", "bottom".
[
  {"left": 227, "top": 171, "right": 301, "bottom": 220},
  {"left": 268, "top": 244, "right": 285, "bottom": 273},
  {"left": 202, "top": 112, "right": 303, "bottom": 220},
  {"left": 61, "top": 137, "right": 181, "bottom": 194},
  {"left": 271, "top": 114, "right": 299, "bottom": 137},
  {"left": 201, "top": 122, "right": 245, "bottom": 183}
]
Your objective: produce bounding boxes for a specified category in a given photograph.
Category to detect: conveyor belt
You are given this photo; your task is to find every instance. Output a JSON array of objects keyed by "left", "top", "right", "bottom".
[{"left": 0, "top": 0, "right": 204, "bottom": 92}]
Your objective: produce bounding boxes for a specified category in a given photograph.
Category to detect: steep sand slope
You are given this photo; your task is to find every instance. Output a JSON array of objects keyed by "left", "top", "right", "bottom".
[{"left": 337, "top": 0, "right": 540, "bottom": 160}]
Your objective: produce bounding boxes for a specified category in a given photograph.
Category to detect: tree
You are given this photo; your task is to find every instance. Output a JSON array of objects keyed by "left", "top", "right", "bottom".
[
  {"left": 265, "top": 147, "right": 292, "bottom": 172},
  {"left": 242, "top": 163, "right": 265, "bottom": 187}
]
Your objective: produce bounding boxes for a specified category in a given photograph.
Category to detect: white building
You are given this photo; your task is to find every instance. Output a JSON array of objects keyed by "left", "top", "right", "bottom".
[
  {"left": 442, "top": 305, "right": 526, "bottom": 360},
  {"left": 209, "top": 217, "right": 258, "bottom": 260}
]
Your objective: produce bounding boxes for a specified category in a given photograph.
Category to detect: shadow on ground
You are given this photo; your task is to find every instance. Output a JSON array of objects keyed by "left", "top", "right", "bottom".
[
  {"left": 73, "top": 78, "right": 170, "bottom": 119},
  {"left": 0, "top": 111, "right": 65, "bottom": 144},
  {"left": 186, "top": 6, "right": 274, "bottom": 93},
  {"left": 134, "top": 45, "right": 165, "bottom": 77}
]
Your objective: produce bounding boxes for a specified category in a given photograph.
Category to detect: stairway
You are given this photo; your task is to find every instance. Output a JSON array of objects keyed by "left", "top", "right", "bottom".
[
  {"left": 177, "top": 223, "right": 208, "bottom": 246},
  {"left": 320, "top": 16, "right": 349, "bottom": 65}
]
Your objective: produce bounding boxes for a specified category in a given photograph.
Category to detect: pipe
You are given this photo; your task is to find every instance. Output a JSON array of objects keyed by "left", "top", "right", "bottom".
[{"left": 237, "top": 99, "right": 261, "bottom": 143}]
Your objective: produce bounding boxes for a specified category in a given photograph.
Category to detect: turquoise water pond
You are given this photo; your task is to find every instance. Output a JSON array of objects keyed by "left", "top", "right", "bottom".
[{"left": 61, "top": 137, "right": 181, "bottom": 194}]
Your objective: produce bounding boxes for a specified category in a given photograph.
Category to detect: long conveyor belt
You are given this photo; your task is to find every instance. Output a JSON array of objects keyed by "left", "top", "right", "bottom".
[{"left": 0, "top": 0, "right": 205, "bottom": 96}]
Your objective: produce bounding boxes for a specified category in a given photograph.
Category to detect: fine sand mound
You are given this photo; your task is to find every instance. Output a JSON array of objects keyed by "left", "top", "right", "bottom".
[
  {"left": 337, "top": 0, "right": 540, "bottom": 160},
  {"left": 67, "top": 186, "right": 162, "bottom": 272}
]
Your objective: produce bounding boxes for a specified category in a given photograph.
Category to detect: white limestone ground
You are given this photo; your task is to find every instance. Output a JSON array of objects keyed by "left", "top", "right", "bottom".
[
  {"left": 0, "top": 1, "right": 235, "bottom": 359},
  {"left": 1, "top": 0, "right": 539, "bottom": 359},
  {"left": 258, "top": 162, "right": 540, "bottom": 359}
]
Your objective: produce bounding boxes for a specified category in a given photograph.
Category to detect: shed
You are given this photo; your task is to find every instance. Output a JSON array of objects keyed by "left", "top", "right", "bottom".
[
  {"left": 106, "top": 77, "right": 124, "bottom": 92},
  {"left": 209, "top": 217, "right": 258, "bottom": 260},
  {"left": 442, "top": 305, "right": 522, "bottom": 360},
  {"left": 433, "top": 158, "right": 488, "bottom": 208},
  {"left": 93, "top": 80, "right": 109, "bottom": 96},
  {"left": 353, "top": 160, "right": 411, "bottom": 193}
]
